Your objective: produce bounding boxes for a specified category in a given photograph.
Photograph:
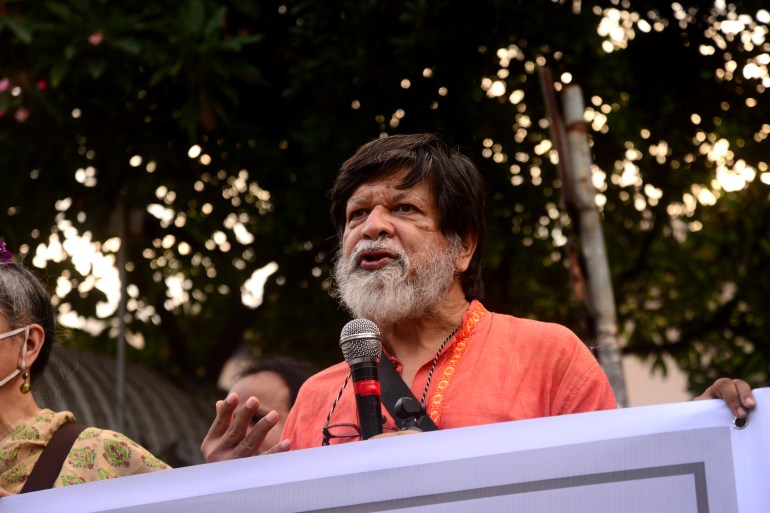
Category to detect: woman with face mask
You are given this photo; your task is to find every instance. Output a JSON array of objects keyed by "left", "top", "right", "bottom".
[{"left": 0, "top": 243, "right": 168, "bottom": 496}]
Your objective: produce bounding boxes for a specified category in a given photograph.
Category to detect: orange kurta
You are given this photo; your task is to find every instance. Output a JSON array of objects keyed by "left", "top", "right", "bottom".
[{"left": 282, "top": 301, "right": 617, "bottom": 450}]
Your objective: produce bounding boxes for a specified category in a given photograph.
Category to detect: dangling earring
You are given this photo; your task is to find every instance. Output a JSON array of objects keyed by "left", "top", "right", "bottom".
[
  {"left": 19, "top": 325, "right": 30, "bottom": 394},
  {"left": 20, "top": 369, "right": 30, "bottom": 394}
]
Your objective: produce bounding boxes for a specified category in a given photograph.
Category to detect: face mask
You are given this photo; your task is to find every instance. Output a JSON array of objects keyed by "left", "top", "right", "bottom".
[{"left": 0, "top": 326, "right": 29, "bottom": 388}]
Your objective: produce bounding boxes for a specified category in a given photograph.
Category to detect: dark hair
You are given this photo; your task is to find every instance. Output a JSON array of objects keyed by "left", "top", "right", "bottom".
[
  {"left": 330, "top": 133, "right": 487, "bottom": 300},
  {"left": 0, "top": 260, "right": 56, "bottom": 382},
  {"left": 234, "top": 355, "right": 315, "bottom": 407}
]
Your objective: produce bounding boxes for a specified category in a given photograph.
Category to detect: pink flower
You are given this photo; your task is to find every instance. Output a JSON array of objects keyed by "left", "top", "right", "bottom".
[
  {"left": 14, "top": 107, "right": 30, "bottom": 123},
  {"left": 88, "top": 32, "right": 103, "bottom": 46},
  {"left": 36, "top": 79, "right": 48, "bottom": 90},
  {"left": 0, "top": 78, "right": 9, "bottom": 92}
]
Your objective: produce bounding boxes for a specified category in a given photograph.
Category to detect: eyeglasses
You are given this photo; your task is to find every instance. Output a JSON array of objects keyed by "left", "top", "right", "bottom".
[
  {"left": 321, "top": 372, "right": 397, "bottom": 446},
  {"left": 322, "top": 422, "right": 360, "bottom": 446}
]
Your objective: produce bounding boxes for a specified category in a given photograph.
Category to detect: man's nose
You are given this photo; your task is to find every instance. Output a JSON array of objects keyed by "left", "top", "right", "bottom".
[{"left": 361, "top": 206, "right": 394, "bottom": 240}]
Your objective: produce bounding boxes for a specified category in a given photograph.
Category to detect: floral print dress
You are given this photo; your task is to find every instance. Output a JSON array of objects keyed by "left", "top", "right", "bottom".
[{"left": 0, "top": 409, "right": 169, "bottom": 494}]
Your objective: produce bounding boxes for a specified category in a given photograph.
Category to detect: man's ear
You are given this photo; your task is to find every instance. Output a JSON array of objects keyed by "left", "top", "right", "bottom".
[
  {"left": 455, "top": 232, "right": 478, "bottom": 274},
  {"left": 20, "top": 324, "right": 46, "bottom": 370}
]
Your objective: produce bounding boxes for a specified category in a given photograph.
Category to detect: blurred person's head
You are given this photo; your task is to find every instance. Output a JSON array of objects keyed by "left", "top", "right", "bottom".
[{"left": 229, "top": 355, "right": 314, "bottom": 452}]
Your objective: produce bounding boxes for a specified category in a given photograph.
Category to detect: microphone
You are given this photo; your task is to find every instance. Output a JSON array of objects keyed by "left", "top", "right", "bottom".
[{"left": 339, "top": 319, "right": 384, "bottom": 440}]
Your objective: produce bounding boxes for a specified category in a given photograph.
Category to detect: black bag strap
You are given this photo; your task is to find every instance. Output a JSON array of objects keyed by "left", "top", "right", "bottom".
[
  {"left": 20, "top": 422, "right": 87, "bottom": 494},
  {"left": 378, "top": 356, "right": 438, "bottom": 432}
]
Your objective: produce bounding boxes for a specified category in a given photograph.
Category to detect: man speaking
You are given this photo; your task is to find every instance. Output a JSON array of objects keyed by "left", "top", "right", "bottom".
[{"left": 201, "top": 133, "right": 755, "bottom": 459}]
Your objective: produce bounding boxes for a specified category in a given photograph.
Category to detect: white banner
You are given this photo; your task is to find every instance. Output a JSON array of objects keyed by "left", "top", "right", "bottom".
[{"left": 4, "top": 388, "right": 769, "bottom": 512}]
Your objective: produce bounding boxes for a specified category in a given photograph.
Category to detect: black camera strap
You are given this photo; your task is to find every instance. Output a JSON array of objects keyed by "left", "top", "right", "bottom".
[{"left": 378, "top": 355, "right": 438, "bottom": 432}]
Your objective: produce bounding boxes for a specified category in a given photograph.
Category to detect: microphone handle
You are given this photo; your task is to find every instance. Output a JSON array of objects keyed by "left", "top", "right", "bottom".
[{"left": 350, "top": 360, "right": 383, "bottom": 439}]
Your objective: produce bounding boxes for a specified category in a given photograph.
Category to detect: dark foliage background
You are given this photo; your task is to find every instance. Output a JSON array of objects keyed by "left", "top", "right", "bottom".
[{"left": 2, "top": 0, "right": 769, "bottom": 402}]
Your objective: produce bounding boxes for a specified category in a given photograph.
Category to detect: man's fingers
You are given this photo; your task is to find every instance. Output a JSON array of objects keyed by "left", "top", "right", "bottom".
[
  {"left": 719, "top": 379, "right": 755, "bottom": 418},
  {"left": 240, "top": 410, "right": 280, "bottom": 456},
  {"left": 721, "top": 378, "right": 743, "bottom": 414},
  {"left": 201, "top": 393, "right": 248, "bottom": 462},
  {"left": 732, "top": 379, "right": 756, "bottom": 418},
  {"left": 695, "top": 378, "right": 755, "bottom": 419},
  {"left": 370, "top": 430, "right": 420, "bottom": 439},
  {"left": 229, "top": 396, "right": 261, "bottom": 436},
  {"left": 205, "top": 393, "right": 239, "bottom": 439},
  {"left": 260, "top": 439, "right": 292, "bottom": 456},
  {"left": 735, "top": 379, "right": 756, "bottom": 409},
  {"left": 200, "top": 395, "right": 292, "bottom": 462}
]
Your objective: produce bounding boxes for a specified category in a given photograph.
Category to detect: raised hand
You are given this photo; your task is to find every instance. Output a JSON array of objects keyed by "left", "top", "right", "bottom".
[{"left": 201, "top": 392, "right": 291, "bottom": 463}]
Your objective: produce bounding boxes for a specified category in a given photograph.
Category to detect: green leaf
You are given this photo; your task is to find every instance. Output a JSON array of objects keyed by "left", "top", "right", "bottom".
[
  {"left": 88, "top": 59, "right": 107, "bottom": 79},
  {"left": 148, "top": 69, "right": 168, "bottom": 87},
  {"left": 44, "top": 2, "right": 75, "bottom": 21},
  {"left": 204, "top": 7, "right": 227, "bottom": 37},
  {"left": 112, "top": 38, "right": 142, "bottom": 56},
  {"left": 64, "top": 45, "right": 77, "bottom": 61},
  {"left": 4, "top": 17, "right": 33, "bottom": 44},
  {"left": 186, "top": 0, "right": 205, "bottom": 32},
  {"left": 49, "top": 60, "right": 69, "bottom": 88},
  {"left": 231, "top": 64, "right": 263, "bottom": 84},
  {"left": 220, "top": 34, "right": 263, "bottom": 51}
]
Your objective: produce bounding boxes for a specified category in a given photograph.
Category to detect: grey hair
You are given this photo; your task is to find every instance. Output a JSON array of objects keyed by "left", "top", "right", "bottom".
[{"left": 0, "top": 261, "right": 55, "bottom": 381}]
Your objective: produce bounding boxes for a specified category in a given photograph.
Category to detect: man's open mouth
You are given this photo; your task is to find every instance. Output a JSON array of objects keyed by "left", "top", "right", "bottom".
[{"left": 357, "top": 250, "right": 398, "bottom": 270}]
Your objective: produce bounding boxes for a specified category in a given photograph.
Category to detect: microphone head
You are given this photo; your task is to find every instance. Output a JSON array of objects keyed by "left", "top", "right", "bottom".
[{"left": 339, "top": 319, "right": 382, "bottom": 363}]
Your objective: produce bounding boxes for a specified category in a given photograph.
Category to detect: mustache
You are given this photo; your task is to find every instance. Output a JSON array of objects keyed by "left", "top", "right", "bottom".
[{"left": 347, "top": 240, "right": 406, "bottom": 270}]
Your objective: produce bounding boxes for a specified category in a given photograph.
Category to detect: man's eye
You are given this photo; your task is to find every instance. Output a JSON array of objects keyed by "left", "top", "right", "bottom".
[
  {"left": 395, "top": 204, "right": 415, "bottom": 213},
  {"left": 348, "top": 209, "right": 367, "bottom": 220}
]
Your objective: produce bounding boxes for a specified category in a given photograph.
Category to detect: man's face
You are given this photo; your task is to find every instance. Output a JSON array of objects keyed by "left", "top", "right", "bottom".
[{"left": 334, "top": 168, "right": 463, "bottom": 324}]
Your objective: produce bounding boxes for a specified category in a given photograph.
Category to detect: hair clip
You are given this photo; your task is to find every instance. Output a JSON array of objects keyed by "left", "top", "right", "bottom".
[{"left": 0, "top": 242, "right": 14, "bottom": 263}]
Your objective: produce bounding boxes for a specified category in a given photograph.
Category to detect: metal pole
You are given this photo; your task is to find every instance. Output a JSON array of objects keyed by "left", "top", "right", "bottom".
[
  {"left": 116, "top": 202, "right": 127, "bottom": 433},
  {"left": 561, "top": 85, "right": 628, "bottom": 407}
]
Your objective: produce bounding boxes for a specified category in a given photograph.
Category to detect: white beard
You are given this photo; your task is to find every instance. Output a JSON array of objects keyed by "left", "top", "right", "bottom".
[{"left": 334, "top": 236, "right": 463, "bottom": 326}]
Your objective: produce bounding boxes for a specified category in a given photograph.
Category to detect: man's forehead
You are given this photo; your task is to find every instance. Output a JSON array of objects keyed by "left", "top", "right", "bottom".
[{"left": 347, "top": 168, "right": 431, "bottom": 202}]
